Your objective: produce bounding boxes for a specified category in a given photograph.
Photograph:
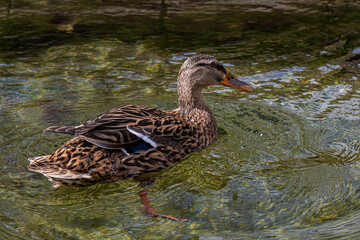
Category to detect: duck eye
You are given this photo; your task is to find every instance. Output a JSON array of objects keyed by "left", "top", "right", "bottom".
[{"left": 210, "top": 62, "right": 216, "bottom": 68}]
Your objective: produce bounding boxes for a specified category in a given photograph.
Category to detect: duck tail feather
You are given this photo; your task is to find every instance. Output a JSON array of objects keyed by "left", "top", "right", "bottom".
[
  {"left": 28, "top": 156, "right": 91, "bottom": 180},
  {"left": 28, "top": 155, "right": 50, "bottom": 163},
  {"left": 43, "top": 125, "right": 77, "bottom": 135}
]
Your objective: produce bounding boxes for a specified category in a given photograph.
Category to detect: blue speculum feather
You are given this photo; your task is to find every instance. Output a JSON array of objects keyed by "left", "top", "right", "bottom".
[{"left": 126, "top": 142, "right": 152, "bottom": 153}]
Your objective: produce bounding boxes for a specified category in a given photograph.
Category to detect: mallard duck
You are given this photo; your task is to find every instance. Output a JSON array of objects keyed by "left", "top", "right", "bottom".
[{"left": 28, "top": 54, "right": 254, "bottom": 221}]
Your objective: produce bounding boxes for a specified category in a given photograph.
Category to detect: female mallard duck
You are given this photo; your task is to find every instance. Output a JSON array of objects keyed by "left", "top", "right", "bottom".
[{"left": 28, "top": 54, "right": 254, "bottom": 220}]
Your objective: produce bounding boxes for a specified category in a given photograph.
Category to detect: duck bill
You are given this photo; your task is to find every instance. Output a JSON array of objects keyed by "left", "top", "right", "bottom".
[{"left": 220, "top": 71, "right": 254, "bottom": 92}]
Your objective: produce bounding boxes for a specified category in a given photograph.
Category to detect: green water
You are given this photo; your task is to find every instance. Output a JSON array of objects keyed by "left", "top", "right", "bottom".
[{"left": 1, "top": 0, "right": 360, "bottom": 239}]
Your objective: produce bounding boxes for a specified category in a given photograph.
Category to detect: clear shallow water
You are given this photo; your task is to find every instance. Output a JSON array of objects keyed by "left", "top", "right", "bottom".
[{"left": 1, "top": 0, "right": 360, "bottom": 239}]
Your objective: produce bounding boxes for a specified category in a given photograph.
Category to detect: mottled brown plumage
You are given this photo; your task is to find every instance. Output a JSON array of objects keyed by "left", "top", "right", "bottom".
[{"left": 28, "top": 55, "right": 254, "bottom": 188}]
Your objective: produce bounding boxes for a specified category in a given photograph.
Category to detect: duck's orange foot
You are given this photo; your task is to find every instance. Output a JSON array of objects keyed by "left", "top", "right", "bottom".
[
  {"left": 146, "top": 211, "right": 188, "bottom": 222},
  {"left": 138, "top": 188, "right": 188, "bottom": 222}
]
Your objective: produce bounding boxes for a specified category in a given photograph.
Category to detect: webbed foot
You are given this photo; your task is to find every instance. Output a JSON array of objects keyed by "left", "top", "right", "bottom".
[{"left": 138, "top": 188, "right": 188, "bottom": 222}]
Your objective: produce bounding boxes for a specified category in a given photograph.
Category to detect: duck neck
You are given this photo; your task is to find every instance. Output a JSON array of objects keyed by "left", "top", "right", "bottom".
[{"left": 177, "top": 82, "right": 210, "bottom": 116}]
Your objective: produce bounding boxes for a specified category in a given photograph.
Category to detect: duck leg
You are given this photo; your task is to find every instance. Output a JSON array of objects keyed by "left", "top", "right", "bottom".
[{"left": 138, "top": 188, "right": 188, "bottom": 222}]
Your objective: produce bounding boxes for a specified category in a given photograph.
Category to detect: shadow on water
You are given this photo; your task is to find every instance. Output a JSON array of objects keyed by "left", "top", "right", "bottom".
[{"left": 0, "top": 0, "right": 360, "bottom": 239}]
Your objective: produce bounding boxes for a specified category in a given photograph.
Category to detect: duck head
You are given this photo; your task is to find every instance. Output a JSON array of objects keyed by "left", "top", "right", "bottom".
[
  {"left": 177, "top": 54, "right": 254, "bottom": 112},
  {"left": 178, "top": 54, "right": 254, "bottom": 92}
]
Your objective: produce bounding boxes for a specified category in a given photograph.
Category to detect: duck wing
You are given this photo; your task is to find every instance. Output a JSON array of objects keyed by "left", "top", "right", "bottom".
[{"left": 44, "top": 105, "right": 192, "bottom": 151}]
